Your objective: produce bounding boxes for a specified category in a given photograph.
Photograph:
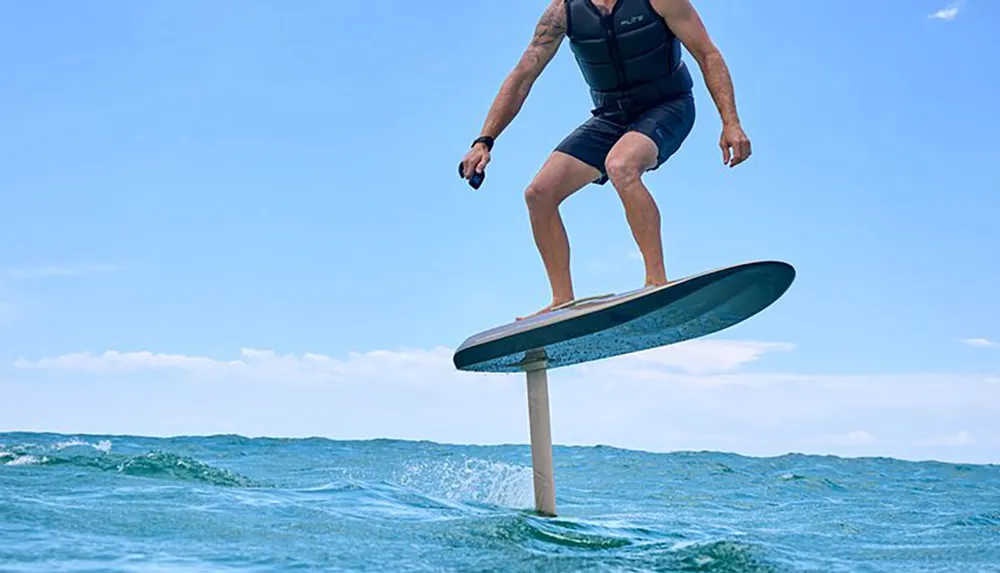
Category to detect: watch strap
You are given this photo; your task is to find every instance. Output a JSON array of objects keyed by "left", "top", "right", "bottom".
[{"left": 472, "top": 135, "right": 495, "bottom": 152}]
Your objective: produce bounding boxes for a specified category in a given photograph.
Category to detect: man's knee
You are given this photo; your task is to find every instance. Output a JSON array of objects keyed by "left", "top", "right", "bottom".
[
  {"left": 524, "top": 180, "right": 560, "bottom": 211},
  {"left": 604, "top": 153, "right": 647, "bottom": 187},
  {"left": 525, "top": 152, "right": 599, "bottom": 210}
]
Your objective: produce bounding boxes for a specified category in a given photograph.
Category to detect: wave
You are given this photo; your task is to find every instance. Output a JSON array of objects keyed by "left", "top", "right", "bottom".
[
  {"left": 473, "top": 514, "right": 781, "bottom": 572},
  {"left": 1, "top": 440, "right": 258, "bottom": 487}
]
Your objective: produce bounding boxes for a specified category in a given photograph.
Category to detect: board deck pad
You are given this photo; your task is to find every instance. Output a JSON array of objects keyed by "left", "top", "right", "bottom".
[{"left": 453, "top": 260, "right": 795, "bottom": 373}]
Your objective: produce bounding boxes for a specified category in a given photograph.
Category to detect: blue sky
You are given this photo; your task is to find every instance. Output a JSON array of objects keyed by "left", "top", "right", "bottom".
[{"left": 2, "top": 1, "right": 997, "bottom": 462}]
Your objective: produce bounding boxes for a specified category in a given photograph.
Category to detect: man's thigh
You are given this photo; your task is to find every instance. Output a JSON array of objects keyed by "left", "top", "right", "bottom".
[
  {"left": 553, "top": 115, "right": 627, "bottom": 185},
  {"left": 628, "top": 93, "right": 696, "bottom": 171},
  {"left": 528, "top": 150, "right": 605, "bottom": 205}
]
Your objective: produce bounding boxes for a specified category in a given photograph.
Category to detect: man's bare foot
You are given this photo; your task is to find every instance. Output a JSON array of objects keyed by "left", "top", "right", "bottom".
[
  {"left": 645, "top": 277, "right": 669, "bottom": 288},
  {"left": 516, "top": 298, "right": 574, "bottom": 321}
]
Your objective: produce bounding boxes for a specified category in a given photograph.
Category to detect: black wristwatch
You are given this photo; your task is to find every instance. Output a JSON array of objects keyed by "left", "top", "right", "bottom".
[{"left": 471, "top": 135, "right": 495, "bottom": 151}]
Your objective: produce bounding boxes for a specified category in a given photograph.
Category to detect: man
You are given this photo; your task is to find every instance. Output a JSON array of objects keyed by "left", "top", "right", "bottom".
[{"left": 459, "top": 0, "right": 751, "bottom": 319}]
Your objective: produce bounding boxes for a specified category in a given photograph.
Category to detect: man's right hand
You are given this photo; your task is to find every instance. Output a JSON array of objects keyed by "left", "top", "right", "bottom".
[{"left": 460, "top": 143, "right": 491, "bottom": 183}]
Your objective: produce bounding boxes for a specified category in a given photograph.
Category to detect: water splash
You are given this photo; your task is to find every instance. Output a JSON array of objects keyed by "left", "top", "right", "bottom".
[{"left": 393, "top": 455, "right": 534, "bottom": 509}]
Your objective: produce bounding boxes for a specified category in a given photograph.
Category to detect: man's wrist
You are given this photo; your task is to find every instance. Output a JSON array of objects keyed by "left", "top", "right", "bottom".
[{"left": 473, "top": 135, "right": 495, "bottom": 151}]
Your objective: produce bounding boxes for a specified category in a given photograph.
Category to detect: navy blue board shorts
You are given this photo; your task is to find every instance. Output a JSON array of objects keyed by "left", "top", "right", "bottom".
[{"left": 554, "top": 92, "right": 695, "bottom": 185}]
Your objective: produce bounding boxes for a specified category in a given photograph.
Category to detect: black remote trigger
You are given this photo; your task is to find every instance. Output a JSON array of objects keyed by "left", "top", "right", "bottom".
[{"left": 458, "top": 162, "right": 485, "bottom": 189}]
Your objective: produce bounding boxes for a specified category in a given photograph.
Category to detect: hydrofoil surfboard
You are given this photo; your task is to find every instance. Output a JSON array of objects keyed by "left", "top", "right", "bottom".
[{"left": 453, "top": 260, "right": 795, "bottom": 373}]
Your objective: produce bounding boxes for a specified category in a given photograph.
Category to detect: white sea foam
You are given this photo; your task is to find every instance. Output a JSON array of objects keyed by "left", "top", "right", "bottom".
[
  {"left": 53, "top": 438, "right": 89, "bottom": 449},
  {"left": 53, "top": 438, "right": 112, "bottom": 453},
  {"left": 5, "top": 454, "right": 47, "bottom": 466}
]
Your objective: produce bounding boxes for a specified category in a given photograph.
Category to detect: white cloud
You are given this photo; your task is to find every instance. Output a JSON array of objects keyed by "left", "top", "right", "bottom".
[
  {"left": 13, "top": 346, "right": 460, "bottom": 385},
  {"left": 7, "top": 339, "right": 1000, "bottom": 464},
  {"left": 582, "top": 339, "right": 794, "bottom": 376},
  {"left": 821, "top": 430, "right": 876, "bottom": 446},
  {"left": 7, "top": 264, "right": 122, "bottom": 280},
  {"left": 917, "top": 431, "right": 974, "bottom": 447},
  {"left": 961, "top": 337, "right": 996, "bottom": 348},
  {"left": 928, "top": 1, "right": 962, "bottom": 20},
  {"left": 13, "top": 339, "right": 786, "bottom": 379},
  {"left": 14, "top": 350, "right": 247, "bottom": 374}
]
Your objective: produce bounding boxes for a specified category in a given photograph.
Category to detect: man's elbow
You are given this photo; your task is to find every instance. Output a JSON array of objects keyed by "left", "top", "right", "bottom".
[{"left": 690, "top": 43, "right": 723, "bottom": 67}]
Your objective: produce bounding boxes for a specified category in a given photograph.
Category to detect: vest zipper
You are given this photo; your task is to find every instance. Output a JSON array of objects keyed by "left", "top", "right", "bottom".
[{"left": 602, "top": 15, "right": 627, "bottom": 88}]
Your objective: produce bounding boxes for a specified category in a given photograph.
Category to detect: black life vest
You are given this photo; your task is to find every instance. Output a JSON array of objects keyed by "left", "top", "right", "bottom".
[{"left": 565, "top": 0, "right": 693, "bottom": 113}]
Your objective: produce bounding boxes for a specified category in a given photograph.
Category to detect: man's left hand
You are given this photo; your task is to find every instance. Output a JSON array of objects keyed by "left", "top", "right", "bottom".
[{"left": 720, "top": 123, "right": 751, "bottom": 168}]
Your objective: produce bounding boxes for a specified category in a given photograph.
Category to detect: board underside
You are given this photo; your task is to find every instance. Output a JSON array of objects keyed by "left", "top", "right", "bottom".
[{"left": 452, "top": 260, "right": 795, "bottom": 373}]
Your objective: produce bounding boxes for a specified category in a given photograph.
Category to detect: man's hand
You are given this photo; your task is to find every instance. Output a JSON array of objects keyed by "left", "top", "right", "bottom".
[
  {"left": 720, "top": 122, "right": 751, "bottom": 168},
  {"left": 460, "top": 143, "right": 491, "bottom": 184}
]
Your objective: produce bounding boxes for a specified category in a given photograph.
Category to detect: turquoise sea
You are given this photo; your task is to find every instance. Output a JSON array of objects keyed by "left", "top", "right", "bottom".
[{"left": 1, "top": 432, "right": 998, "bottom": 572}]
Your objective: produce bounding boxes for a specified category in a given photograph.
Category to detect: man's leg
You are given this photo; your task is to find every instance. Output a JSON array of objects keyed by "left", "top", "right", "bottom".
[
  {"left": 521, "top": 151, "right": 602, "bottom": 319},
  {"left": 606, "top": 94, "right": 696, "bottom": 287},
  {"left": 604, "top": 133, "right": 667, "bottom": 286}
]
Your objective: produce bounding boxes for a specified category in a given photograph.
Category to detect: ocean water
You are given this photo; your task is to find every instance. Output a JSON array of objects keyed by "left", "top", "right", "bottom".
[{"left": 1, "top": 433, "right": 998, "bottom": 572}]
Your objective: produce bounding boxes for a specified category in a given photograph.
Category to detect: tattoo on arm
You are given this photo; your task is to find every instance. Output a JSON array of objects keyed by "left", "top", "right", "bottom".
[
  {"left": 518, "top": 0, "right": 567, "bottom": 79},
  {"left": 479, "top": 0, "right": 567, "bottom": 139}
]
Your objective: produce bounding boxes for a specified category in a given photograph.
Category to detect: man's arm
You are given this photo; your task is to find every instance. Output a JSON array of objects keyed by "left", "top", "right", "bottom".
[
  {"left": 652, "top": 0, "right": 738, "bottom": 126},
  {"left": 652, "top": 0, "right": 751, "bottom": 166},
  {"left": 477, "top": 0, "right": 567, "bottom": 141}
]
